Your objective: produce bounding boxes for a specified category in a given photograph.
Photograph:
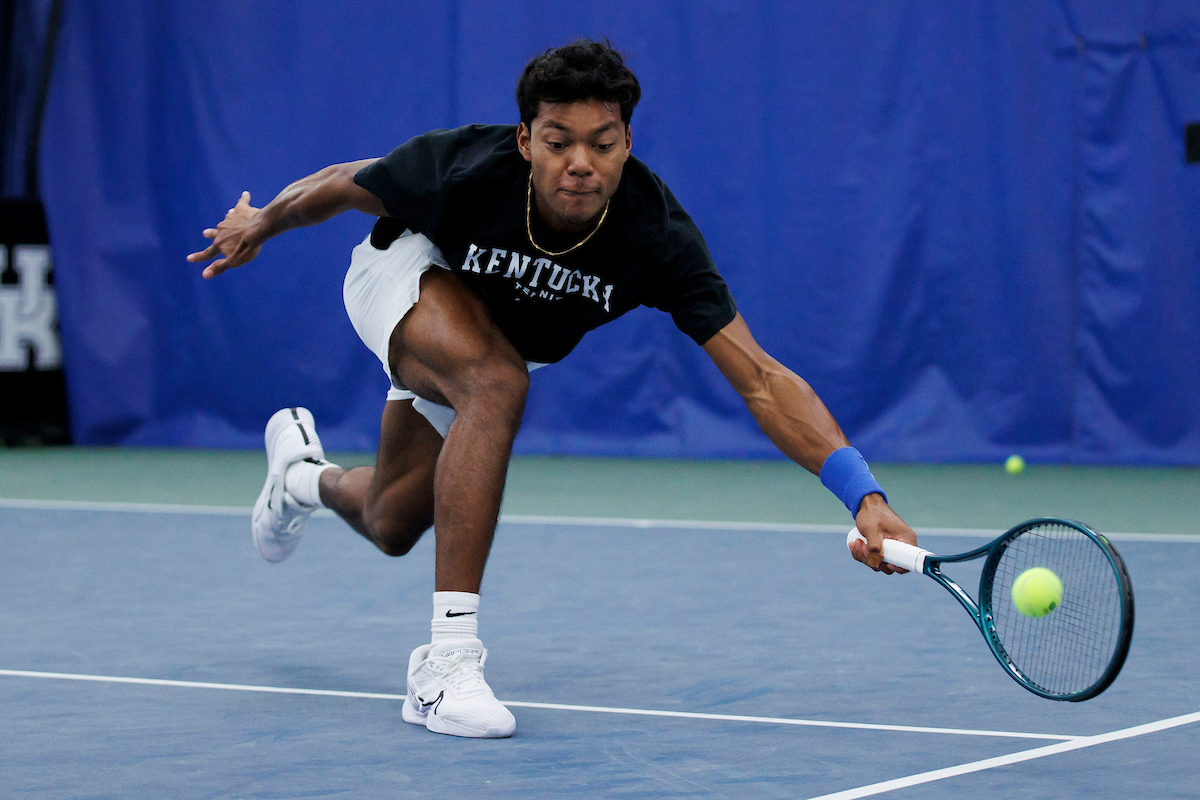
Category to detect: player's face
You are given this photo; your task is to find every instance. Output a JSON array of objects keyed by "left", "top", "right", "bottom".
[{"left": 517, "top": 98, "right": 631, "bottom": 233}]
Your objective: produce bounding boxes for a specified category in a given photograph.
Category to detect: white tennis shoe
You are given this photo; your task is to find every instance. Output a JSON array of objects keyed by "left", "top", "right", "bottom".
[
  {"left": 251, "top": 407, "right": 326, "bottom": 563},
  {"left": 402, "top": 638, "right": 517, "bottom": 738}
]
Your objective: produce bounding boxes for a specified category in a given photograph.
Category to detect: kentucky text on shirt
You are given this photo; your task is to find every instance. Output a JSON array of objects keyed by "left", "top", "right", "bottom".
[{"left": 461, "top": 244, "right": 615, "bottom": 312}]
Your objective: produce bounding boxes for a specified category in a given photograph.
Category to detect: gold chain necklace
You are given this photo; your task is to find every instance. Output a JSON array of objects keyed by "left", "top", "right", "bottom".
[{"left": 526, "top": 173, "right": 609, "bottom": 257}]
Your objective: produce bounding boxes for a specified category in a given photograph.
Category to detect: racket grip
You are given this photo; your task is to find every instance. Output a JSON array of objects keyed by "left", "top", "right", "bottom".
[{"left": 846, "top": 529, "right": 932, "bottom": 573}]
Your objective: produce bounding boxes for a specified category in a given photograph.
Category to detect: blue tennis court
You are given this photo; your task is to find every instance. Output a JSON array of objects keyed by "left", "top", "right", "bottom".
[{"left": 2, "top": 502, "right": 1196, "bottom": 798}]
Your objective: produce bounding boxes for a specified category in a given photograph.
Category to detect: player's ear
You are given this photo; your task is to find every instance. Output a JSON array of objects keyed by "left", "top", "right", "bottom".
[
  {"left": 624, "top": 123, "right": 632, "bottom": 153},
  {"left": 516, "top": 123, "right": 532, "bottom": 162}
]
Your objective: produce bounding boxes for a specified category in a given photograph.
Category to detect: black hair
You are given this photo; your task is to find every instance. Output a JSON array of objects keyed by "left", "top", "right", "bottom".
[{"left": 516, "top": 39, "right": 641, "bottom": 128}]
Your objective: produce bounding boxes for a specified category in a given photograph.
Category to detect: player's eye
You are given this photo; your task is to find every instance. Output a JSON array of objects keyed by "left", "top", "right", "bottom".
[
  {"left": 595, "top": 142, "right": 614, "bottom": 151},
  {"left": 547, "top": 141, "right": 566, "bottom": 151}
]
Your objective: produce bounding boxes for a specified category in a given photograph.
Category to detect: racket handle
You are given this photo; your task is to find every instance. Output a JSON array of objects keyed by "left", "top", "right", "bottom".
[{"left": 846, "top": 529, "right": 932, "bottom": 573}]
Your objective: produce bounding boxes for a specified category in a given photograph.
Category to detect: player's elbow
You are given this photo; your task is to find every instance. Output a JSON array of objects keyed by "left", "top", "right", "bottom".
[
  {"left": 318, "top": 163, "right": 361, "bottom": 195},
  {"left": 737, "top": 358, "right": 791, "bottom": 404},
  {"left": 304, "top": 162, "right": 383, "bottom": 218}
]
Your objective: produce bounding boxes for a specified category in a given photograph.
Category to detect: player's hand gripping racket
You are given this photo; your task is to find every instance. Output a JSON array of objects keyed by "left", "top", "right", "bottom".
[{"left": 849, "top": 519, "right": 1134, "bottom": 701}]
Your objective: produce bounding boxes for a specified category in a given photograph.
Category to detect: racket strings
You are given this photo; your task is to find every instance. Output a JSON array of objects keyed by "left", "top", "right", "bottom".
[{"left": 988, "top": 523, "right": 1125, "bottom": 697}]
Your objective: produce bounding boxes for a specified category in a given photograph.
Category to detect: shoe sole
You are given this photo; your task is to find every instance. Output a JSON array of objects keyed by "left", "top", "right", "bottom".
[
  {"left": 402, "top": 677, "right": 515, "bottom": 738},
  {"left": 252, "top": 407, "right": 320, "bottom": 562},
  {"left": 425, "top": 712, "right": 515, "bottom": 739},
  {"left": 404, "top": 691, "right": 515, "bottom": 738},
  {"left": 401, "top": 693, "right": 516, "bottom": 738}
]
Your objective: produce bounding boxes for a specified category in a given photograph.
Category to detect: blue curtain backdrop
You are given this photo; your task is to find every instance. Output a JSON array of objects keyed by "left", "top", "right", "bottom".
[{"left": 37, "top": 1, "right": 1200, "bottom": 463}]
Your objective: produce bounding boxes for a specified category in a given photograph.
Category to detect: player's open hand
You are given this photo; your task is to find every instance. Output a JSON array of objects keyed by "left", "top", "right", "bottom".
[
  {"left": 187, "top": 191, "right": 264, "bottom": 278},
  {"left": 848, "top": 494, "right": 917, "bottom": 574}
]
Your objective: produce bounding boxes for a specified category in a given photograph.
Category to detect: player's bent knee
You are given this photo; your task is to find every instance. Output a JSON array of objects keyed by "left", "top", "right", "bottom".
[
  {"left": 364, "top": 514, "right": 429, "bottom": 557},
  {"left": 378, "top": 535, "right": 420, "bottom": 558},
  {"left": 374, "top": 524, "right": 426, "bottom": 557},
  {"left": 459, "top": 357, "right": 529, "bottom": 418}
]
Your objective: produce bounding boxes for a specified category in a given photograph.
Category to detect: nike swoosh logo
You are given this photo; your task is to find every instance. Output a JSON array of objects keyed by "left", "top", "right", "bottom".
[
  {"left": 414, "top": 690, "right": 441, "bottom": 711},
  {"left": 445, "top": 610, "right": 476, "bottom": 617}
]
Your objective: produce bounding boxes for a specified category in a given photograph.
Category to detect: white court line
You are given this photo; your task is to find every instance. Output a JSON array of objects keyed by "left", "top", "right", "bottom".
[
  {"left": 807, "top": 710, "right": 1200, "bottom": 800},
  {"left": 0, "top": 498, "right": 251, "bottom": 516},
  {"left": 499, "top": 700, "right": 1078, "bottom": 740},
  {"left": 500, "top": 515, "right": 1199, "bottom": 543},
  {"left": 0, "top": 668, "right": 1077, "bottom": 741},
  {"left": 1, "top": 498, "right": 1195, "bottom": 541}
]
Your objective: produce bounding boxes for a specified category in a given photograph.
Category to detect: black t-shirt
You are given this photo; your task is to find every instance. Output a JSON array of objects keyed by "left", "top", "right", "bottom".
[{"left": 354, "top": 124, "right": 736, "bottom": 364}]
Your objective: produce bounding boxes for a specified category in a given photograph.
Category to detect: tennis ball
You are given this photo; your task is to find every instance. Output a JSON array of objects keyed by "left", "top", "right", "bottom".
[
  {"left": 1012, "top": 567, "right": 1063, "bottom": 617},
  {"left": 1005, "top": 455, "right": 1025, "bottom": 475}
]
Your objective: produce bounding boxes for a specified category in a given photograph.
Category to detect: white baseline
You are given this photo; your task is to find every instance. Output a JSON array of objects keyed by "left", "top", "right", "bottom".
[
  {"left": 0, "top": 498, "right": 1195, "bottom": 542},
  {"left": 0, "top": 668, "right": 1076, "bottom": 741}
]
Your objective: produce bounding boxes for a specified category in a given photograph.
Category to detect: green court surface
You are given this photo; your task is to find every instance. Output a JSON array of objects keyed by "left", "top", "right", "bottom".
[{"left": 0, "top": 447, "right": 1195, "bottom": 535}]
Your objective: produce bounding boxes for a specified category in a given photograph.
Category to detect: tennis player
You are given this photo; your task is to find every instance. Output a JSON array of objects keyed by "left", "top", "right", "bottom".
[{"left": 188, "top": 39, "right": 917, "bottom": 739}]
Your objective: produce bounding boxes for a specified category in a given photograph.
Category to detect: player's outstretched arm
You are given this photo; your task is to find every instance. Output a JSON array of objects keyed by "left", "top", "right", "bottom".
[
  {"left": 702, "top": 313, "right": 916, "bottom": 572},
  {"left": 186, "top": 158, "right": 387, "bottom": 279}
]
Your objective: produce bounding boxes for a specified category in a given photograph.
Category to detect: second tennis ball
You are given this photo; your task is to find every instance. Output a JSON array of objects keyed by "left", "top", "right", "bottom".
[
  {"left": 1005, "top": 455, "right": 1025, "bottom": 475},
  {"left": 1012, "top": 567, "right": 1063, "bottom": 617}
]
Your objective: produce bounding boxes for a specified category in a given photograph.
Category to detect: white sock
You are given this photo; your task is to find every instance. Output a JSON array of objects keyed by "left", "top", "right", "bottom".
[
  {"left": 431, "top": 591, "right": 480, "bottom": 643},
  {"left": 283, "top": 458, "right": 337, "bottom": 507}
]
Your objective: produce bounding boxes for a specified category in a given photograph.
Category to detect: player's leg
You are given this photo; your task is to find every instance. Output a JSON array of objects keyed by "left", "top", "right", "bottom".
[
  {"left": 290, "top": 268, "right": 527, "bottom": 582},
  {"left": 284, "top": 264, "right": 524, "bottom": 737},
  {"left": 253, "top": 229, "right": 520, "bottom": 737},
  {"left": 378, "top": 268, "right": 524, "bottom": 739},
  {"left": 316, "top": 398, "right": 442, "bottom": 556},
  {"left": 385, "top": 267, "right": 528, "bottom": 594},
  {"left": 251, "top": 230, "right": 450, "bottom": 563}
]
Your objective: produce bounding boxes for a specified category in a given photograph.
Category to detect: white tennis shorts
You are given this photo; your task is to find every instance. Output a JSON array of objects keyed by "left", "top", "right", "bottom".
[{"left": 343, "top": 230, "right": 545, "bottom": 438}]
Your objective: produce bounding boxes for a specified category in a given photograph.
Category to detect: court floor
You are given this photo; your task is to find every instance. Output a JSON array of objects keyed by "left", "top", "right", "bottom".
[{"left": 1, "top": 499, "right": 1197, "bottom": 798}]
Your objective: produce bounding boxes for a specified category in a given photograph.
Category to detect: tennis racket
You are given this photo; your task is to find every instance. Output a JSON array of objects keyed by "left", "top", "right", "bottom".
[{"left": 848, "top": 518, "right": 1134, "bottom": 701}]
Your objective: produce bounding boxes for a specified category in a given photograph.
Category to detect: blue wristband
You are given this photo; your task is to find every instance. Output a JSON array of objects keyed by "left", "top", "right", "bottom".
[{"left": 819, "top": 446, "right": 887, "bottom": 518}]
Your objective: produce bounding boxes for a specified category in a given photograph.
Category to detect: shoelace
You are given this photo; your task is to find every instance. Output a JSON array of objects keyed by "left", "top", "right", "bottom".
[{"left": 427, "top": 651, "right": 489, "bottom": 695}]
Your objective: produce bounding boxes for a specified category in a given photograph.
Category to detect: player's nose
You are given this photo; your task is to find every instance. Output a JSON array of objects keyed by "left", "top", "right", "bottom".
[{"left": 565, "top": 145, "right": 594, "bottom": 176}]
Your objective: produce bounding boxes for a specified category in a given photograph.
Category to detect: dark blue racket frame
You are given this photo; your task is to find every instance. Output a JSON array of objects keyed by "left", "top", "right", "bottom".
[{"left": 918, "top": 518, "right": 1135, "bottom": 701}]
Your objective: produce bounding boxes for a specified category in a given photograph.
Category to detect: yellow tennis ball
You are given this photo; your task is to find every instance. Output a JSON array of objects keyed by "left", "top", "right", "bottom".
[
  {"left": 1012, "top": 567, "right": 1063, "bottom": 617},
  {"left": 1005, "top": 455, "right": 1025, "bottom": 475}
]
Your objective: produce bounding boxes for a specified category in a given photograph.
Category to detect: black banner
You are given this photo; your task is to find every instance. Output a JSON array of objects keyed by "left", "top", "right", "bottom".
[{"left": 0, "top": 198, "right": 69, "bottom": 445}]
